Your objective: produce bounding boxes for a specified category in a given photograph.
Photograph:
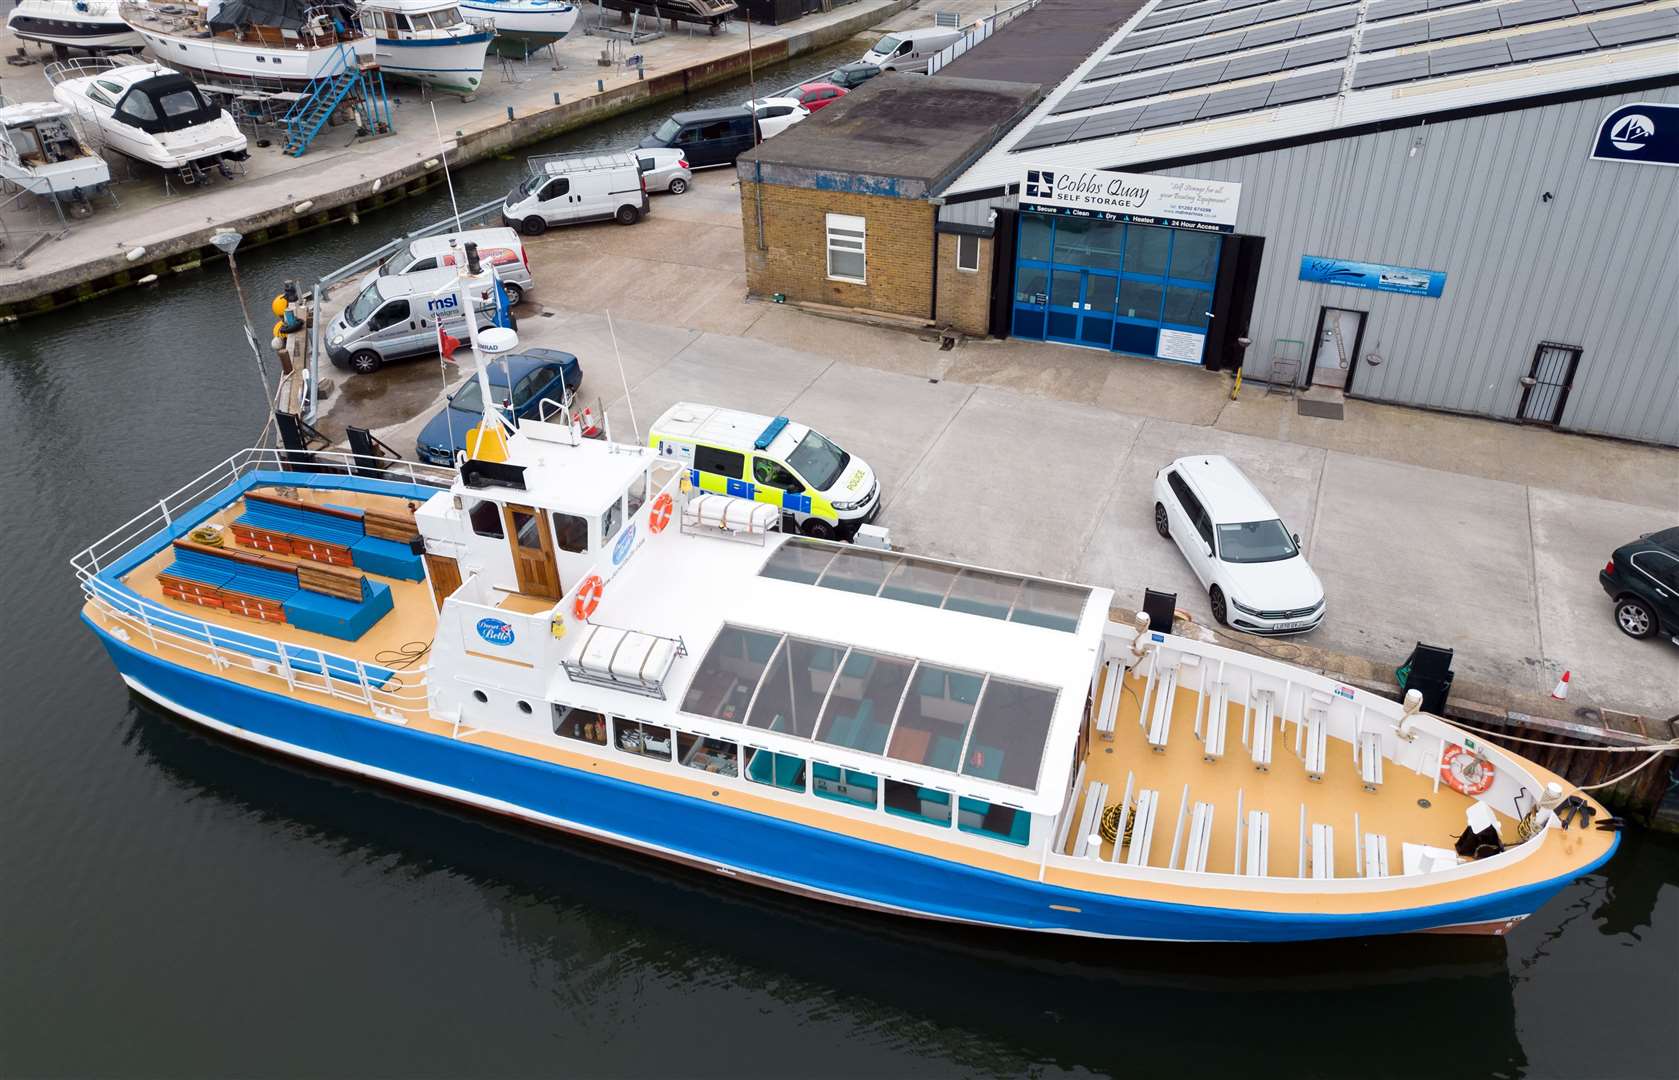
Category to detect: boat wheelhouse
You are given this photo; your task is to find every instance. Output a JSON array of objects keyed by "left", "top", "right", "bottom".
[
  {"left": 119, "top": 0, "right": 375, "bottom": 86},
  {"left": 358, "top": 0, "right": 492, "bottom": 96},
  {"left": 48, "top": 59, "right": 248, "bottom": 178},
  {"left": 75, "top": 354, "right": 1617, "bottom": 943},
  {"left": 6, "top": 0, "right": 143, "bottom": 52}
]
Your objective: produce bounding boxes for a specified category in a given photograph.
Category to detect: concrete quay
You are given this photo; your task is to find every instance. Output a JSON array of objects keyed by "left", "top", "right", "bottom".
[{"left": 0, "top": 0, "right": 918, "bottom": 318}]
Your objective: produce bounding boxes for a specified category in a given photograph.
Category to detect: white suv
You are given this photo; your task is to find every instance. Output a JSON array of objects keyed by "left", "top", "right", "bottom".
[{"left": 1151, "top": 455, "right": 1325, "bottom": 635}]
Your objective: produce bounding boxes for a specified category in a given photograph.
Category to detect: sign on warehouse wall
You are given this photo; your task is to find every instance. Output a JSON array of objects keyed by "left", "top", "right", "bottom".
[
  {"left": 1020, "top": 167, "right": 1242, "bottom": 232},
  {"left": 1298, "top": 256, "right": 1447, "bottom": 298},
  {"left": 1589, "top": 103, "right": 1679, "bottom": 167}
]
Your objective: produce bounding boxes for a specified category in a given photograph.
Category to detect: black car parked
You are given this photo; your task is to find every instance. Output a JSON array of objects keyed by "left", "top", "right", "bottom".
[
  {"left": 1599, "top": 527, "right": 1679, "bottom": 643},
  {"left": 639, "top": 107, "right": 757, "bottom": 169}
]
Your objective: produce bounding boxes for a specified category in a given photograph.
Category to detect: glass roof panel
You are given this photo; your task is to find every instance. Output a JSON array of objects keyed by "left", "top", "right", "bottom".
[
  {"left": 682, "top": 626, "right": 781, "bottom": 723},
  {"left": 814, "top": 650, "right": 915, "bottom": 755},
  {"left": 879, "top": 557, "right": 960, "bottom": 608},
  {"left": 886, "top": 664, "right": 984, "bottom": 772},
  {"left": 745, "top": 636, "right": 841, "bottom": 738},
  {"left": 944, "top": 568, "right": 1023, "bottom": 620},
  {"left": 761, "top": 540, "right": 839, "bottom": 585},
  {"left": 961, "top": 679, "right": 1059, "bottom": 789},
  {"left": 1009, "top": 578, "right": 1089, "bottom": 632},
  {"left": 817, "top": 548, "right": 900, "bottom": 596}
]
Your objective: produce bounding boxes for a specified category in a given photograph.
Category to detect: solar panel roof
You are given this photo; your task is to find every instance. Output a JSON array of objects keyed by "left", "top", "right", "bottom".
[{"left": 1003, "top": 0, "right": 1678, "bottom": 156}]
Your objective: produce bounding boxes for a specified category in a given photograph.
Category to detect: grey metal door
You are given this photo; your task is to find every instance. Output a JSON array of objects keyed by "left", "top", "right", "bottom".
[{"left": 1517, "top": 343, "right": 1582, "bottom": 425}]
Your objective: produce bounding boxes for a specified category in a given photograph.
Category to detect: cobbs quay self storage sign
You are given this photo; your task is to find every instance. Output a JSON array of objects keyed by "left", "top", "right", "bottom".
[{"left": 1020, "top": 167, "right": 1242, "bottom": 232}]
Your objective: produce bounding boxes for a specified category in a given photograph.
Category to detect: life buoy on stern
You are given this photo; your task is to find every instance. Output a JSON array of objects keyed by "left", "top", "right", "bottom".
[
  {"left": 1440, "top": 745, "right": 1496, "bottom": 796},
  {"left": 648, "top": 492, "right": 674, "bottom": 534},
  {"left": 573, "top": 574, "right": 604, "bottom": 621}
]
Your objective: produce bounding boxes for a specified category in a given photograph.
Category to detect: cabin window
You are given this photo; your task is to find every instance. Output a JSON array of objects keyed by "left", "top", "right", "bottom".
[
  {"left": 117, "top": 94, "right": 158, "bottom": 123},
  {"left": 958, "top": 797, "right": 1030, "bottom": 846},
  {"left": 825, "top": 213, "right": 866, "bottom": 283},
  {"left": 683, "top": 626, "right": 780, "bottom": 722},
  {"left": 432, "top": 7, "right": 462, "bottom": 26},
  {"left": 553, "top": 705, "right": 607, "bottom": 745},
  {"left": 467, "top": 498, "right": 503, "bottom": 538},
  {"left": 960, "top": 679, "right": 1057, "bottom": 789},
  {"left": 884, "top": 780, "right": 952, "bottom": 827},
  {"left": 510, "top": 507, "right": 543, "bottom": 552},
  {"left": 626, "top": 472, "right": 647, "bottom": 517},
  {"left": 87, "top": 87, "right": 114, "bottom": 107},
  {"left": 395, "top": 13, "right": 414, "bottom": 30},
  {"left": 551, "top": 511, "right": 588, "bottom": 554},
  {"left": 678, "top": 732, "right": 738, "bottom": 776},
  {"left": 886, "top": 664, "right": 982, "bottom": 772},
  {"left": 694, "top": 444, "right": 744, "bottom": 479},
  {"left": 363, "top": 9, "right": 384, "bottom": 31},
  {"left": 744, "top": 746, "right": 806, "bottom": 792},
  {"left": 96, "top": 79, "right": 125, "bottom": 96},
  {"left": 744, "top": 636, "right": 841, "bottom": 738},
  {"left": 601, "top": 497, "right": 623, "bottom": 546},
  {"left": 813, "top": 763, "right": 878, "bottom": 809},
  {"left": 614, "top": 718, "right": 672, "bottom": 760},
  {"left": 815, "top": 650, "right": 914, "bottom": 755}
]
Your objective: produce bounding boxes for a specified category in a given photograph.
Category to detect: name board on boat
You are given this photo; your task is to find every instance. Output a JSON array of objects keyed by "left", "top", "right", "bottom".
[
  {"left": 612, "top": 523, "right": 637, "bottom": 566},
  {"left": 1020, "top": 167, "right": 1241, "bottom": 232},
  {"left": 476, "top": 617, "right": 516, "bottom": 647}
]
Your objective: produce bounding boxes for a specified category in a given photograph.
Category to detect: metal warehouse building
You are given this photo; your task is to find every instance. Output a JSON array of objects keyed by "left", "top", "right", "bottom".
[{"left": 932, "top": 0, "right": 1679, "bottom": 445}]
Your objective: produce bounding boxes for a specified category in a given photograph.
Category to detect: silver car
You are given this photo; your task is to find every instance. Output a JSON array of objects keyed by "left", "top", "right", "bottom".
[{"left": 635, "top": 146, "right": 693, "bottom": 195}]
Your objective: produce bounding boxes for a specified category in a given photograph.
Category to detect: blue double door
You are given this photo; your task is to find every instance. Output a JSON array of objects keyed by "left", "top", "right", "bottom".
[{"left": 1046, "top": 267, "right": 1122, "bottom": 350}]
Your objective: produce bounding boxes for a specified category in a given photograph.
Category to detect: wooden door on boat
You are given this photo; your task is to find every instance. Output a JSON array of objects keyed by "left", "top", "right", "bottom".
[
  {"left": 424, "top": 553, "right": 462, "bottom": 610},
  {"left": 503, "top": 504, "right": 561, "bottom": 600}
]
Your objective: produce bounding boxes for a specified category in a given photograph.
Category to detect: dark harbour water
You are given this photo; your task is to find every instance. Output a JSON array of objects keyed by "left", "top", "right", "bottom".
[{"left": 3, "top": 44, "right": 1678, "bottom": 1080}]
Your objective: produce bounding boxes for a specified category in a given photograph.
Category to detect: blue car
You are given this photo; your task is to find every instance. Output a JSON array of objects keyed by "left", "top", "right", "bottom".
[{"left": 415, "top": 349, "right": 581, "bottom": 465}]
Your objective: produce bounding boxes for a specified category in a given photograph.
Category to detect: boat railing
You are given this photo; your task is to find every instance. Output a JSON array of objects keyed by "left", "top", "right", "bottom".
[
  {"left": 43, "top": 54, "right": 147, "bottom": 89},
  {"left": 304, "top": 195, "right": 505, "bottom": 421}
]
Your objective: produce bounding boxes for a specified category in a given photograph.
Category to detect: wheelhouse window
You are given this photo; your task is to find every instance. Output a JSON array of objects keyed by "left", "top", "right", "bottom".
[
  {"left": 467, "top": 498, "right": 503, "bottom": 538},
  {"left": 551, "top": 511, "right": 588, "bottom": 553},
  {"left": 553, "top": 705, "right": 607, "bottom": 745},
  {"left": 614, "top": 718, "right": 672, "bottom": 760},
  {"left": 626, "top": 472, "right": 647, "bottom": 517},
  {"left": 825, "top": 213, "right": 866, "bottom": 284},
  {"left": 601, "top": 498, "right": 623, "bottom": 545},
  {"left": 678, "top": 732, "right": 738, "bottom": 776}
]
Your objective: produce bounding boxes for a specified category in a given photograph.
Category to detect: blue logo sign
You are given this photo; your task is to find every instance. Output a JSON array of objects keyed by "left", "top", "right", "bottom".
[
  {"left": 1299, "top": 256, "right": 1446, "bottom": 298},
  {"left": 1024, "top": 169, "right": 1056, "bottom": 199},
  {"left": 426, "top": 294, "right": 460, "bottom": 314},
  {"left": 612, "top": 522, "right": 637, "bottom": 566},
  {"left": 475, "top": 617, "right": 516, "bottom": 647},
  {"left": 1590, "top": 103, "right": 1679, "bottom": 167}
]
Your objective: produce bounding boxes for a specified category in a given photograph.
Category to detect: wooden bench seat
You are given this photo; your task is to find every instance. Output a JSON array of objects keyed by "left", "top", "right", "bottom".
[
  {"left": 234, "top": 490, "right": 424, "bottom": 581},
  {"left": 158, "top": 539, "right": 393, "bottom": 640}
]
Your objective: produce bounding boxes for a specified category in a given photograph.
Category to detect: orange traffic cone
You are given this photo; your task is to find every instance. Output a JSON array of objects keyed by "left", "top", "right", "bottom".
[{"left": 1551, "top": 671, "right": 1570, "bottom": 700}]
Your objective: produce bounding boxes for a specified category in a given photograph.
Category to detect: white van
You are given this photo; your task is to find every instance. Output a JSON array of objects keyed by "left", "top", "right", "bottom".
[
  {"left": 501, "top": 151, "right": 649, "bottom": 237},
  {"left": 361, "top": 227, "right": 533, "bottom": 304},
  {"left": 326, "top": 267, "right": 500, "bottom": 375},
  {"left": 650, "top": 403, "right": 880, "bottom": 540},
  {"left": 860, "top": 27, "right": 966, "bottom": 73}
]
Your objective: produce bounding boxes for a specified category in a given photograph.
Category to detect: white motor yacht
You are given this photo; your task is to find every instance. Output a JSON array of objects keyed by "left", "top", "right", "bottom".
[
  {"left": 456, "top": 0, "right": 575, "bottom": 51},
  {"left": 359, "top": 0, "right": 492, "bottom": 97},
  {"left": 0, "top": 99, "right": 111, "bottom": 198},
  {"left": 118, "top": 0, "right": 375, "bottom": 86},
  {"left": 48, "top": 60, "right": 249, "bottom": 180},
  {"left": 6, "top": 0, "right": 143, "bottom": 52}
]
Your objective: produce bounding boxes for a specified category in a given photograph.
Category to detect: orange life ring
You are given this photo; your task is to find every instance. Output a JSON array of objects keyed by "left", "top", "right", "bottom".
[
  {"left": 573, "top": 573, "right": 604, "bottom": 621},
  {"left": 1439, "top": 744, "right": 1495, "bottom": 796},
  {"left": 648, "top": 492, "right": 674, "bottom": 534}
]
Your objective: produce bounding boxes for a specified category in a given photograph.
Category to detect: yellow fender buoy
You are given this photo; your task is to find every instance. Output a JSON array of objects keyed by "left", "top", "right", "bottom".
[{"left": 271, "top": 294, "right": 289, "bottom": 317}]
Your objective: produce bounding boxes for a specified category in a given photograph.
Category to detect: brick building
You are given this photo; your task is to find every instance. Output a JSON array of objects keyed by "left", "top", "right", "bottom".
[{"left": 736, "top": 75, "right": 1038, "bottom": 327}]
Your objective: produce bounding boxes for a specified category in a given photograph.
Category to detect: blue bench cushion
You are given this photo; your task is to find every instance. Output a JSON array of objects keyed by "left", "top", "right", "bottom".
[
  {"left": 284, "top": 579, "right": 394, "bottom": 641},
  {"left": 162, "top": 550, "right": 235, "bottom": 589},
  {"left": 238, "top": 502, "right": 364, "bottom": 547},
  {"left": 351, "top": 535, "right": 424, "bottom": 581},
  {"left": 222, "top": 565, "right": 300, "bottom": 602}
]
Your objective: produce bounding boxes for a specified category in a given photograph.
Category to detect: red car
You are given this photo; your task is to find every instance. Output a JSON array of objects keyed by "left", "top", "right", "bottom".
[{"left": 794, "top": 82, "right": 848, "bottom": 112}]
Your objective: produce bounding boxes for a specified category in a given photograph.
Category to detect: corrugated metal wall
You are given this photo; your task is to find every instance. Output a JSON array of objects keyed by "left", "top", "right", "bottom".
[{"left": 1151, "top": 86, "right": 1679, "bottom": 446}]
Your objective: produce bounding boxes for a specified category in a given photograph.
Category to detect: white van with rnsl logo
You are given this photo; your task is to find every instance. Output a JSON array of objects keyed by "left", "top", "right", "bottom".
[
  {"left": 326, "top": 268, "right": 500, "bottom": 375},
  {"left": 860, "top": 27, "right": 966, "bottom": 73}
]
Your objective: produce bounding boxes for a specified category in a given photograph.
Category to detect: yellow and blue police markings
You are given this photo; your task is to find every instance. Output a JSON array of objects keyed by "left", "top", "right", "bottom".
[{"left": 691, "top": 470, "right": 822, "bottom": 517}]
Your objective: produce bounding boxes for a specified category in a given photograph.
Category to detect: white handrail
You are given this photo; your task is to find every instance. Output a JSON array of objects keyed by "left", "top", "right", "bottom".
[{"left": 925, "top": 0, "right": 1043, "bottom": 76}]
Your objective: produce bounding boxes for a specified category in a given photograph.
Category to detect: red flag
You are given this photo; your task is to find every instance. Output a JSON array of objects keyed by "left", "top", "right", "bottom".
[{"left": 438, "top": 324, "right": 461, "bottom": 363}]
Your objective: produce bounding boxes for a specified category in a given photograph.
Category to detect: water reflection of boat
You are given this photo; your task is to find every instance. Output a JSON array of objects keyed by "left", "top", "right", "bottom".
[{"left": 595, "top": 0, "right": 736, "bottom": 34}]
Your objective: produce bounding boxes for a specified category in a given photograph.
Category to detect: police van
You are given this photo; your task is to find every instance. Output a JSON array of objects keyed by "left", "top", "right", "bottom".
[
  {"left": 326, "top": 267, "right": 500, "bottom": 375},
  {"left": 650, "top": 403, "right": 880, "bottom": 540}
]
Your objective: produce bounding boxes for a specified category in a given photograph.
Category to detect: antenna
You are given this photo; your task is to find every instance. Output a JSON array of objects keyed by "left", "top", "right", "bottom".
[
  {"left": 606, "top": 310, "right": 640, "bottom": 443},
  {"left": 430, "top": 102, "right": 463, "bottom": 233}
]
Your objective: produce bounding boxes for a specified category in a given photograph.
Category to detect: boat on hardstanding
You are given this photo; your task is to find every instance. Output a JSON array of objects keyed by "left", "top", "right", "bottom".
[
  {"left": 0, "top": 98, "right": 110, "bottom": 198},
  {"left": 74, "top": 257, "right": 1617, "bottom": 943},
  {"left": 118, "top": 0, "right": 375, "bottom": 86},
  {"left": 357, "top": 0, "right": 491, "bottom": 96},
  {"left": 48, "top": 59, "right": 248, "bottom": 180},
  {"left": 6, "top": 0, "right": 143, "bottom": 52},
  {"left": 456, "top": 0, "right": 575, "bottom": 53}
]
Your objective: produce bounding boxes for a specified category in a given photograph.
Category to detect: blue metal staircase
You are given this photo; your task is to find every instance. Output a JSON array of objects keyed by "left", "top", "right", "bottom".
[{"left": 281, "top": 45, "right": 393, "bottom": 158}]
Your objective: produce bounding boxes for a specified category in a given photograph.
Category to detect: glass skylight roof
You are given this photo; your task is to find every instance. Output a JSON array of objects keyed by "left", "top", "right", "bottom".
[
  {"left": 681, "top": 624, "right": 1061, "bottom": 792},
  {"left": 760, "top": 539, "right": 1092, "bottom": 633}
]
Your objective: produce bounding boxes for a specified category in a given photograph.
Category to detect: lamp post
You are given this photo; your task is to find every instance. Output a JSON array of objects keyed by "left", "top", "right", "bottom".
[{"left": 210, "top": 230, "right": 277, "bottom": 439}]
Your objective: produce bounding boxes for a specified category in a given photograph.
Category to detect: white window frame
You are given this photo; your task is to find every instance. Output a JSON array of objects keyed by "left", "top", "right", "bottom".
[
  {"left": 956, "top": 232, "right": 980, "bottom": 273},
  {"left": 825, "top": 213, "right": 867, "bottom": 284}
]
